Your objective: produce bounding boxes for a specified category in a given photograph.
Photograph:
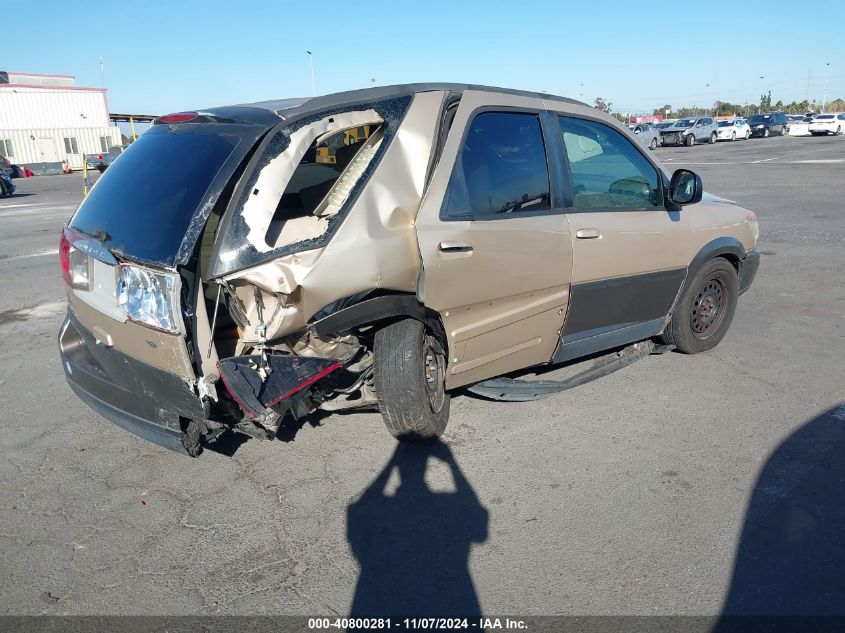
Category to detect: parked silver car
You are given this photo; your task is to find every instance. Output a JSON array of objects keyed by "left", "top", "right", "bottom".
[
  {"left": 660, "top": 117, "right": 718, "bottom": 147},
  {"left": 627, "top": 123, "right": 660, "bottom": 150}
]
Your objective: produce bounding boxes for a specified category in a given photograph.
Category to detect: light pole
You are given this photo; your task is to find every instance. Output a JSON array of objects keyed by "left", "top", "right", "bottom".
[
  {"left": 822, "top": 62, "right": 830, "bottom": 112},
  {"left": 99, "top": 57, "right": 105, "bottom": 88},
  {"left": 306, "top": 51, "right": 316, "bottom": 96},
  {"left": 579, "top": 83, "right": 583, "bottom": 101},
  {"left": 759, "top": 76, "right": 766, "bottom": 113}
]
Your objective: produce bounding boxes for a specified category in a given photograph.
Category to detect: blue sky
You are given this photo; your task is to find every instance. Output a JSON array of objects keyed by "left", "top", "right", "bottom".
[{"left": 10, "top": 0, "right": 842, "bottom": 116}]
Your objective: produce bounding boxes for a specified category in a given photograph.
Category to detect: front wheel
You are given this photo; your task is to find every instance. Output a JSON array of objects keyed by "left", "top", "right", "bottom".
[
  {"left": 374, "top": 318, "right": 450, "bottom": 441},
  {"left": 731, "top": 131, "right": 736, "bottom": 141},
  {"left": 837, "top": 126, "right": 843, "bottom": 136},
  {"left": 763, "top": 128, "right": 770, "bottom": 138},
  {"left": 745, "top": 130, "right": 750, "bottom": 140},
  {"left": 649, "top": 137, "right": 658, "bottom": 150},
  {"left": 685, "top": 134, "right": 696, "bottom": 147},
  {"left": 659, "top": 258, "right": 738, "bottom": 354}
]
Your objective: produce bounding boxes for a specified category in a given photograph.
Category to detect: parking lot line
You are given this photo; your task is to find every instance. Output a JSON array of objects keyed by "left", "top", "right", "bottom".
[{"left": 1, "top": 249, "right": 60, "bottom": 261}]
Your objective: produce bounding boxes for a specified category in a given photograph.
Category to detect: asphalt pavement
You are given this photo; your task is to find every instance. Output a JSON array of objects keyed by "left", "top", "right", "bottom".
[{"left": 1, "top": 134, "right": 843, "bottom": 617}]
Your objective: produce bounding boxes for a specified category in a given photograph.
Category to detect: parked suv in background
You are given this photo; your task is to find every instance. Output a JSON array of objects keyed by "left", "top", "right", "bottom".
[
  {"left": 58, "top": 84, "right": 760, "bottom": 456},
  {"left": 660, "top": 117, "right": 718, "bottom": 146},
  {"left": 747, "top": 112, "right": 788, "bottom": 137}
]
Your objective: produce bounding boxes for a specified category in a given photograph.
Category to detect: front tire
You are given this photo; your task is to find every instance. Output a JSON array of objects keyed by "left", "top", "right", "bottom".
[
  {"left": 650, "top": 137, "right": 658, "bottom": 150},
  {"left": 685, "top": 134, "right": 695, "bottom": 147},
  {"left": 763, "top": 128, "right": 770, "bottom": 138},
  {"left": 374, "top": 318, "right": 450, "bottom": 441},
  {"left": 731, "top": 131, "right": 736, "bottom": 141},
  {"left": 837, "top": 126, "right": 843, "bottom": 136},
  {"left": 660, "top": 258, "right": 738, "bottom": 354}
]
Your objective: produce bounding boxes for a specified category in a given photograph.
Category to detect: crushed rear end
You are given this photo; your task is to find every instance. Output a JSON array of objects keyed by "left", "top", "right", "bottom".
[{"left": 59, "top": 88, "right": 447, "bottom": 455}]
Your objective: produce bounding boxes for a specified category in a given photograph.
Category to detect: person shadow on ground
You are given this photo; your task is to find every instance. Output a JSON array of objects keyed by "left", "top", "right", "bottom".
[
  {"left": 346, "top": 440, "right": 488, "bottom": 622},
  {"left": 715, "top": 403, "right": 845, "bottom": 632}
]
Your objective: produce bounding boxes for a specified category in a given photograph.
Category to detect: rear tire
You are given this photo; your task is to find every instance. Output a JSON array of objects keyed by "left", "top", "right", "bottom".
[
  {"left": 731, "top": 131, "right": 736, "bottom": 141},
  {"left": 709, "top": 132, "right": 717, "bottom": 144},
  {"left": 374, "top": 318, "right": 450, "bottom": 441},
  {"left": 650, "top": 137, "right": 658, "bottom": 150},
  {"left": 660, "top": 258, "right": 738, "bottom": 354},
  {"left": 763, "top": 128, "right": 770, "bottom": 138},
  {"left": 685, "top": 134, "right": 695, "bottom": 147},
  {"left": 837, "top": 126, "right": 843, "bottom": 136}
]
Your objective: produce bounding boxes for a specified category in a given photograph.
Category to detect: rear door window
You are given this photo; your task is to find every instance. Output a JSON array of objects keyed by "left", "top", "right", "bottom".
[
  {"left": 442, "top": 112, "right": 551, "bottom": 219},
  {"left": 558, "top": 116, "right": 661, "bottom": 211}
]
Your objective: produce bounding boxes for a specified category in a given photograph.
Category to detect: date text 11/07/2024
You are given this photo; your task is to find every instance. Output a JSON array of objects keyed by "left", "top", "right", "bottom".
[{"left": 307, "top": 617, "right": 528, "bottom": 630}]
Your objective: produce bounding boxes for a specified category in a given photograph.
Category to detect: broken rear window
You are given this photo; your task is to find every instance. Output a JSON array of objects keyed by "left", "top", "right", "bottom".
[
  {"left": 207, "top": 95, "right": 411, "bottom": 279},
  {"left": 264, "top": 123, "right": 384, "bottom": 248}
]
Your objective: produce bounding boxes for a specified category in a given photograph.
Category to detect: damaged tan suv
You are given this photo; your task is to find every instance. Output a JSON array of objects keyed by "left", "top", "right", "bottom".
[{"left": 58, "top": 84, "right": 760, "bottom": 456}]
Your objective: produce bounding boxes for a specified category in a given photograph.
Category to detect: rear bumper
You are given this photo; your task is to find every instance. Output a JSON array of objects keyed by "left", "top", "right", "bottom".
[
  {"left": 58, "top": 308, "right": 205, "bottom": 455},
  {"left": 739, "top": 249, "right": 760, "bottom": 295}
]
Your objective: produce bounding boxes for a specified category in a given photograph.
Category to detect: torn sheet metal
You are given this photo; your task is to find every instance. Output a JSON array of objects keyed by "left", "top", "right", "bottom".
[
  {"left": 217, "top": 354, "right": 342, "bottom": 418},
  {"left": 240, "top": 108, "right": 383, "bottom": 253},
  {"left": 217, "top": 91, "right": 447, "bottom": 340}
]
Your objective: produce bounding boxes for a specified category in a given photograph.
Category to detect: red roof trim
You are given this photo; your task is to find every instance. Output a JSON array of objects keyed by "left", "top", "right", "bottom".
[{"left": 0, "top": 83, "right": 106, "bottom": 93}]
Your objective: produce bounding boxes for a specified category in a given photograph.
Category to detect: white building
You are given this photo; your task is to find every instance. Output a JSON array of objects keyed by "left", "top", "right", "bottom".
[{"left": 0, "top": 71, "right": 122, "bottom": 171}]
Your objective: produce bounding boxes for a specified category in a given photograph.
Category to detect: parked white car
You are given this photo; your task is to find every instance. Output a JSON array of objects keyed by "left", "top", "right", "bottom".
[
  {"left": 808, "top": 113, "right": 845, "bottom": 136},
  {"left": 716, "top": 119, "right": 751, "bottom": 141}
]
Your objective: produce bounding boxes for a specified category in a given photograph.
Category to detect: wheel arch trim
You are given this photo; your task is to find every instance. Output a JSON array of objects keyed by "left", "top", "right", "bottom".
[{"left": 671, "top": 237, "right": 746, "bottom": 314}]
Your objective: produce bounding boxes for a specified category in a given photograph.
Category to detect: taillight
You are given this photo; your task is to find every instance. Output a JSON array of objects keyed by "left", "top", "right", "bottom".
[
  {"left": 59, "top": 227, "right": 92, "bottom": 290},
  {"left": 158, "top": 111, "right": 198, "bottom": 124},
  {"left": 97, "top": 154, "right": 103, "bottom": 160}
]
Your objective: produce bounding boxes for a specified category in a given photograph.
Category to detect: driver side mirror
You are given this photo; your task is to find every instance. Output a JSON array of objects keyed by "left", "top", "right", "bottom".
[{"left": 669, "top": 169, "right": 703, "bottom": 206}]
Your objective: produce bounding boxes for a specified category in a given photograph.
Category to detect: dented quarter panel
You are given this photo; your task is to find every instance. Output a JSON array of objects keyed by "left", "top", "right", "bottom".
[{"left": 220, "top": 91, "right": 447, "bottom": 340}]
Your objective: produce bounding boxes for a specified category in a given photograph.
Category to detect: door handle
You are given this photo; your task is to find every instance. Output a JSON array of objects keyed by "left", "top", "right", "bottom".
[
  {"left": 575, "top": 229, "right": 601, "bottom": 240},
  {"left": 438, "top": 241, "right": 474, "bottom": 254}
]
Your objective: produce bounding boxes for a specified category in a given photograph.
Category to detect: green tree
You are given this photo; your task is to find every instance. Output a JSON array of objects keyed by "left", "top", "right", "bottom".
[{"left": 594, "top": 97, "right": 613, "bottom": 113}]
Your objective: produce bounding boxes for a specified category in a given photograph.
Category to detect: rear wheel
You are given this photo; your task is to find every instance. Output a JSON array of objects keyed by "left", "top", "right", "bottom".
[
  {"left": 374, "top": 318, "right": 450, "bottom": 441},
  {"left": 709, "top": 132, "right": 717, "bottom": 144},
  {"left": 685, "top": 134, "right": 696, "bottom": 147},
  {"left": 660, "top": 258, "right": 738, "bottom": 354},
  {"left": 649, "top": 137, "right": 658, "bottom": 150},
  {"left": 0, "top": 181, "right": 6, "bottom": 197},
  {"left": 731, "top": 131, "right": 736, "bottom": 141},
  {"left": 763, "top": 128, "right": 770, "bottom": 138},
  {"left": 837, "top": 126, "right": 843, "bottom": 136}
]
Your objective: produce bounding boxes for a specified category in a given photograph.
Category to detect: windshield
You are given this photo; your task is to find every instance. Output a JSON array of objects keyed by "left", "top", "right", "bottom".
[
  {"left": 674, "top": 119, "right": 696, "bottom": 127},
  {"left": 70, "top": 127, "right": 241, "bottom": 264}
]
